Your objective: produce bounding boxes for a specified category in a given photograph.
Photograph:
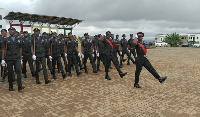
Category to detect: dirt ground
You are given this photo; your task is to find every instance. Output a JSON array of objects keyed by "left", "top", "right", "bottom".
[{"left": 1, "top": 47, "right": 200, "bottom": 117}]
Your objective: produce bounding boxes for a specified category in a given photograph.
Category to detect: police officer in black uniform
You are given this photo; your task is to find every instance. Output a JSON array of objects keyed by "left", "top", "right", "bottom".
[
  {"left": 111, "top": 34, "right": 121, "bottom": 67},
  {"left": 120, "top": 34, "right": 135, "bottom": 67},
  {"left": 133, "top": 32, "right": 167, "bottom": 88},
  {"left": 49, "top": 32, "right": 66, "bottom": 79},
  {"left": 127, "top": 34, "right": 136, "bottom": 65},
  {"left": 43, "top": 32, "right": 52, "bottom": 73},
  {"left": 58, "top": 34, "right": 67, "bottom": 73},
  {"left": 96, "top": 34, "right": 105, "bottom": 72},
  {"left": 31, "top": 28, "right": 51, "bottom": 84},
  {"left": 22, "top": 31, "right": 35, "bottom": 78},
  {"left": 81, "top": 33, "right": 97, "bottom": 73},
  {"left": 98, "top": 31, "right": 127, "bottom": 80},
  {"left": 0, "top": 29, "right": 7, "bottom": 82},
  {"left": 92, "top": 35, "right": 98, "bottom": 64},
  {"left": 65, "top": 32, "right": 82, "bottom": 77},
  {"left": 1, "top": 27, "right": 25, "bottom": 91},
  {"left": 73, "top": 35, "right": 82, "bottom": 70}
]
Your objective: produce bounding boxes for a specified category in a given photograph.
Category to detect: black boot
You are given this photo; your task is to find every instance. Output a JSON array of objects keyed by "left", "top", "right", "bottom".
[
  {"left": 45, "top": 80, "right": 51, "bottom": 84},
  {"left": 97, "top": 69, "right": 101, "bottom": 72},
  {"left": 119, "top": 72, "right": 127, "bottom": 78},
  {"left": 68, "top": 73, "right": 72, "bottom": 77},
  {"left": 85, "top": 70, "right": 88, "bottom": 74},
  {"left": 134, "top": 83, "right": 141, "bottom": 88},
  {"left": 158, "top": 76, "right": 167, "bottom": 83},
  {"left": 24, "top": 74, "right": 27, "bottom": 78},
  {"left": 77, "top": 72, "right": 82, "bottom": 76},
  {"left": 18, "top": 85, "right": 25, "bottom": 92},
  {"left": 93, "top": 70, "right": 97, "bottom": 73},
  {"left": 127, "top": 62, "right": 130, "bottom": 65},
  {"left": 36, "top": 78, "right": 41, "bottom": 84},
  {"left": 62, "top": 73, "right": 66, "bottom": 79},
  {"left": 53, "top": 75, "right": 57, "bottom": 80},
  {"left": 9, "top": 83, "right": 14, "bottom": 91},
  {"left": 105, "top": 76, "right": 111, "bottom": 80},
  {"left": 1, "top": 77, "right": 5, "bottom": 82}
]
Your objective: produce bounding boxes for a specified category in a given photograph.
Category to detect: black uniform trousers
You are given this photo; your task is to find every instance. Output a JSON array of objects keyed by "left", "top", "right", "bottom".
[
  {"left": 52, "top": 56, "right": 64, "bottom": 76},
  {"left": 60, "top": 53, "right": 68, "bottom": 73},
  {"left": 83, "top": 54, "right": 96, "bottom": 72},
  {"left": 75, "top": 53, "right": 82, "bottom": 69},
  {"left": 120, "top": 49, "right": 135, "bottom": 65},
  {"left": 45, "top": 55, "right": 52, "bottom": 71},
  {"left": 127, "top": 49, "right": 136, "bottom": 64},
  {"left": 135, "top": 55, "right": 160, "bottom": 84},
  {"left": 104, "top": 53, "right": 122, "bottom": 76},
  {"left": 67, "top": 54, "right": 79, "bottom": 74},
  {"left": 97, "top": 54, "right": 105, "bottom": 70},
  {"left": 113, "top": 49, "right": 120, "bottom": 65},
  {"left": 35, "top": 57, "right": 48, "bottom": 82},
  {"left": 6, "top": 59, "right": 22, "bottom": 88},
  {"left": 22, "top": 55, "right": 35, "bottom": 75}
]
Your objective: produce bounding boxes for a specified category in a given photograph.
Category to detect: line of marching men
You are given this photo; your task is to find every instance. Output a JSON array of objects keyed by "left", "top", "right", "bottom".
[{"left": 0, "top": 28, "right": 167, "bottom": 92}]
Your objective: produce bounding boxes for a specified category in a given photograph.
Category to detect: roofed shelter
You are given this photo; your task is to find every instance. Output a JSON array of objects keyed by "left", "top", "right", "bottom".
[{"left": 3, "top": 11, "right": 83, "bottom": 34}]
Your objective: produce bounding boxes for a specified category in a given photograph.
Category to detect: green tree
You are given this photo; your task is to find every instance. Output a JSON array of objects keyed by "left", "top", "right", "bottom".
[{"left": 165, "top": 32, "right": 181, "bottom": 47}]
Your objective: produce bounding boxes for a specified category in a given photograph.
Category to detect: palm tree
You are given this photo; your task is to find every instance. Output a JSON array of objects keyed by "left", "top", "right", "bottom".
[{"left": 165, "top": 32, "right": 181, "bottom": 47}]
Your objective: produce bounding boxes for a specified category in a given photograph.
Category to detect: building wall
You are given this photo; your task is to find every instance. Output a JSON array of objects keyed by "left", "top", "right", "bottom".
[
  {"left": 155, "top": 34, "right": 167, "bottom": 42},
  {"left": 0, "top": 8, "right": 6, "bottom": 30}
]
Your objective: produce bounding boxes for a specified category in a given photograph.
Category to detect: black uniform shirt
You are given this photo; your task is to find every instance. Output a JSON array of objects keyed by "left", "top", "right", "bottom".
[
  {"left": 120, "top": 38, "right": 128, "bottom": 50},
  {"left": 102, "top": 38, "right": 113, "bottom": 54},
  {"left": 128, "top": 38, "right": 135, "bottom": 49},
  {"left": 81, "top": 39, "right": 92, "bottom": 54},
  {"left": 135, "top": 41, "right": 146, "bottom": 55},
  {"left": 97, "top": 40, "right": 104, "bottom": 54},
  {"left": 22, "top": 37, "right": 32, "bottom": 56}
]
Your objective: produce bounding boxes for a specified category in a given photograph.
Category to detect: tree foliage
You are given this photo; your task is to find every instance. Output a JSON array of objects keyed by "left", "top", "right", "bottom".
[{"left": 165, "top": 32, "right": 181, "bottom": 47}]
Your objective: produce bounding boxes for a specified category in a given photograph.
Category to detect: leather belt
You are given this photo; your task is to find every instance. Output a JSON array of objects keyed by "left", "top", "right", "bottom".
[{"left": 136, "top": 54, "right": 147, "bottom": 58}]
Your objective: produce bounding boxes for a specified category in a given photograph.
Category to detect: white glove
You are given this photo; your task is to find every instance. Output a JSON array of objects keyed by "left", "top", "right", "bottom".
[
  {"left": 1, "top": 60, "right": 6, "bottom": 67},
  {"left": 65, "top": 53, "right": 67, "bottom": 57},
  {"left": 82, "top": 54, "right": 84, "bottom": 58},
  {"left": 49, "top": 56, "right": 52, "bottom": 61},
  {"left": 92, "top": 54, "right": 94, "bottom": 57},
  {"left": 32, "top": 55, "right": 36, "bottom": 60},
  {"left": 78, "top": 53, "right": 81, "bottom": 57},
  {"left": 135, "top": 34, "right": 138, "bottom": 38},
  {"left": 96, "top": 50, "right": 98, "bottom": 54},
  {"left": 93, "top": 49, "right": 95, "bottom": 52},
  {"left": 120, "top": 52, "right": 122, "bottom": 55},
  {"left": 128, "top": 50, "right": 130, "bottom": 53},
  {"left": 97, "top": 53, "right": 99, "bottom": 57},
  {"left": 21, "top": 60, "right": 23, "bottom": 65}
]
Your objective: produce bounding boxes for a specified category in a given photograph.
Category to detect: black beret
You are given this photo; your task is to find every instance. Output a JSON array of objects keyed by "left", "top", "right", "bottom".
[
  {"left": 68, "top": 32, "right": 72, "bottom": 35},
  {"left": 42, "top": 32, "right": 47, "bottom": 35},
  {"left": 23, "top": 31, "right": 28, "bottom": 34},
  {"left": 122, "top": 34, "right": 126, "bottom": 37},
  {"left": 1, "top": 29, "right": 7, "bottom": 32},
  {"left": 116, "top": 34, "right": 119, "bottom": 36},
  {"left": 33, "top": 28, "right": 40, "bottom": 32},
  {"left": 106, "top": 31, "right": 111, "bottom": 34},
  {"left": 137, "top": 32, "right": 144, "bottom": 37},
  {"left": 130, "top": 34, "right": 133, "bottom": 36},
  {"left": 8, "top": 27, "right": 16, "bottom": 31},
  {"left": 98, "top": 34, "right": 102, "bottom": 37},
  {"left": 84, "top": 33, "right": 88, "bottom": 36}
]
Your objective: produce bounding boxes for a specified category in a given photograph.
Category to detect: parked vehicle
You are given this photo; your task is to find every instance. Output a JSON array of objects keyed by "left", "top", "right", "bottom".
[
  {"left": 193, "top": 43, "right": 200, "bottom": 47},
  {"left": 155, "top": 42, "right": 168, "bottom": 47},
  {"left": 143, "top": 42, "right": 152, "bottom": 46},
  {"left": 182, "top": 42, "right": 189, "bottom": 47}
]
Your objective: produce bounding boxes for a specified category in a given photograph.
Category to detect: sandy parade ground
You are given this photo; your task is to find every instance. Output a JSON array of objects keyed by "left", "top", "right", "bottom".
[{"left": 1, "top": 47, "right": 200, "bottom": 117}]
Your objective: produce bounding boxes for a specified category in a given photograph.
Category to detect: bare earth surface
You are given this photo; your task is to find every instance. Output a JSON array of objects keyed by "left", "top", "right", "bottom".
[{"left": 1, "top": 47, "right": 200, "bottom": 117}]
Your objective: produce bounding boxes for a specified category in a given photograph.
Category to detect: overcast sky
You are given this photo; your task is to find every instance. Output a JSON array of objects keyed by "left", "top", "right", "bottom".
[{"left": 0, "top": 0, "right": 200, "bottom": 40}]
